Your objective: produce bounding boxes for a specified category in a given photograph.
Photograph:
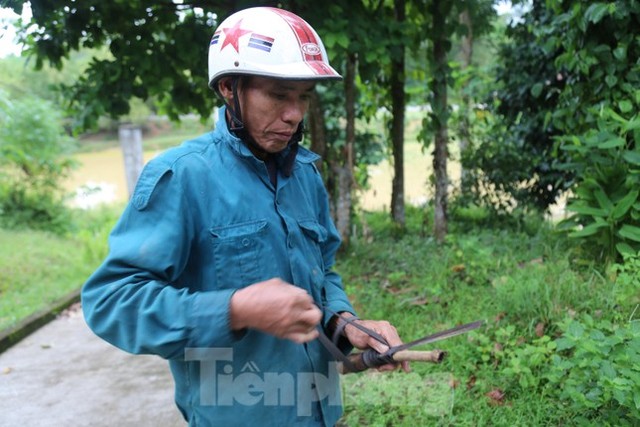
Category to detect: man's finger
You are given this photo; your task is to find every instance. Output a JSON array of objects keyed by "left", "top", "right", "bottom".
[{"left": 288, "top": 329, "right": 319, "bottom": 344}]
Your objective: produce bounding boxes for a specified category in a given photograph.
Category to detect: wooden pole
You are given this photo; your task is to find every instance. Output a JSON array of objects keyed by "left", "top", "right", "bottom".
[
  {"left": 118, "top": 124, "right": 144, "bottom": 199},
  {"left": 338, "top": 349, "right": 447, "bottom": 374}
]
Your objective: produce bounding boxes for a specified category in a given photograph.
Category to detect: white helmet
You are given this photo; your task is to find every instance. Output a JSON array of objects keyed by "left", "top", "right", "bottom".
[{"left": 208, "top": 7, "right": 342, "bottom": 89}]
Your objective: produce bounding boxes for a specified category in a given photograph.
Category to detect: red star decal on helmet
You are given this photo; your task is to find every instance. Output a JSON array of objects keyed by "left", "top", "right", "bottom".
[{"left": 220, "top": 19, "right": 252, "bottom": 53}]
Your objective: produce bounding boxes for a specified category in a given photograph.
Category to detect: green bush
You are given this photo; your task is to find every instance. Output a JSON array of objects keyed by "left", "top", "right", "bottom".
[
  {"left": 557, "top": 108, "right": 640, "bottom": 262},
  {"left": 0, "top": 92, "right": 77, "bottom": 233},
  {"left": 72, "top": 205, "right": 120, "bottom": 265},
  {"left": 547, "top": 315, "right": 640, "bottom": 424}
]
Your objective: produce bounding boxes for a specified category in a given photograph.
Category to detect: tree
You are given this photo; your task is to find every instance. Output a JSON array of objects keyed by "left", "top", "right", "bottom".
[
  {"left": 292, "top": 1, "right": 395, "bottom": 244},
  {"left": 6, "top": 0, "right": 248, "bottom": 129},
  {"left": 416, "top": 0, "right": 497, "bottom": 243},
  {"left": 454, "top": 0, "right": 496, "bottom": 189},
  {"left": 549, "top": 0, "right": 640, "bottom": 261},
  {"left": 457, "top": 6, "right": 473, "bottom": 187},
  {"left": 428, "top": 0, "right": 453, "bottom": 243},
  {"left": 467, "top": 0, "right": 571, "bottom": 214},
  {"left": 390, "top": 0, "right": 407, "bottom": 226}
]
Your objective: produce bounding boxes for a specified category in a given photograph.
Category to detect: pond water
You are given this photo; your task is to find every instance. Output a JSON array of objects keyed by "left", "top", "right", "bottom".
[
  {"left": 64, "top": 147, "right": 161, "bottom": 209},
  {"left": 64, "top": 144, "right": 434, "bottom": 211}
]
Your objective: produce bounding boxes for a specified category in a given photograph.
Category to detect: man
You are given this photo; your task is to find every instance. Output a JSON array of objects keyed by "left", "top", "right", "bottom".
[{"left": 82, "top": 7, "right": 406, "bottom": 426}]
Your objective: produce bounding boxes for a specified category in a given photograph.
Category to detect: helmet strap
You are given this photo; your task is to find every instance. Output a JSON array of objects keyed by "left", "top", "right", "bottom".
[
  {"left": 228, "top": 77, "right": 245, "bottom": 132},
  {"left": 224, "top": 77, "right": 268, "bottom": 158}
]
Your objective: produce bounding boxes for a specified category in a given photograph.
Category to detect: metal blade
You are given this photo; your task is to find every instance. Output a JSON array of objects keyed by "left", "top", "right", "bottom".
[{"left": 387, "top": 320, "right": 484, "bottom": 355}]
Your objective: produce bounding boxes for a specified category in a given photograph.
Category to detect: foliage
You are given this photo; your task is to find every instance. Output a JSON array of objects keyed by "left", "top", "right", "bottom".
[
  {"left": 0, "top": 91, "right": 77, "bottom": 233},
  {"left": 466, "top": 0, "right": 640, "bottom": 262},
  {"left": 6, "top": 0, "right": 232, "bottom": 129},
  {"left": 463, "top": 1, "right": 572, "bottom": 213},
  {"left": 556, "top": 108, "right": 640, "bottom": 260},
  {"left": 608, "top": 251, "right": 640, "bottom": 308},
  {"left": 547, "top": 315, "right": 640, "bottom": 424},
  {"left": 72, "top": 204, "right": 120, "bottom": 266},
  {"left": 337, "top": 207, "right": 638, "bottom": 425},
  {"left": 471, "top": 325, "right": 557, "bottom": 390},
  {"left": 549, "top": 0, "right": 640, "bottom": 262}
]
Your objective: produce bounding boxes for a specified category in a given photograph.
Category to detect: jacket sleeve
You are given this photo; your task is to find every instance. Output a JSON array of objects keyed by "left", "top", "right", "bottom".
[{"left": 82, "top": 162, "right": 244, "bottom": 360}]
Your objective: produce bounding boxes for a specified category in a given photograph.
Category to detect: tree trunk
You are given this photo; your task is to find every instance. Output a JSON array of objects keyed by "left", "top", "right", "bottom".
[
  {"left": 390, "top": 0, "right": 406, "bottom": 226},
  {"left": 307, "top": 91, "right": 337, "bottom": 218},
  {"left": 458, "top": 8, "right": 473, "bottom": 189},
  {"left": 431, "top": 0, "right": 449, "bottom": 243},
  {"left": 334, "top": 52, "right": 357, "bottom": 245},
  {"left": 307, "top": 92, "right": 327, "bottom": 172}
]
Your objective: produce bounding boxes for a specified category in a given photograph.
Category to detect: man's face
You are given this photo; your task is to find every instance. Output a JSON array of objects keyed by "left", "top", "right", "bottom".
[{"left": 226, "top": 76, "right": 315, "bottom": 154}]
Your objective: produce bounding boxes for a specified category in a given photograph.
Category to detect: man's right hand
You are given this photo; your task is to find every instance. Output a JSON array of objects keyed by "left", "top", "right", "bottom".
[{"left": 229, "top": 278, "right": 322, "bottom": 343}]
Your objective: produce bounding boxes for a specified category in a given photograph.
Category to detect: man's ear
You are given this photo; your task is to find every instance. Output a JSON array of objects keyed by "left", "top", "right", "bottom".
[{"left": 217, "top": 77, "right": 234, "bottom": 101}]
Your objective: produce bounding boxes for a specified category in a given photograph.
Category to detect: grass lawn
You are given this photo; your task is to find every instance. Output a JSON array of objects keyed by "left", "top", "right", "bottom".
[{"left": 0, "top": 228, "right": 99, "bottom": 331}]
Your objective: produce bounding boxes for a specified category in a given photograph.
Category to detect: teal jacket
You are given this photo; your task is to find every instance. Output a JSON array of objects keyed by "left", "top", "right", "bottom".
[{"left": 82, "top": 107, "right": 355, "bottom": 426}]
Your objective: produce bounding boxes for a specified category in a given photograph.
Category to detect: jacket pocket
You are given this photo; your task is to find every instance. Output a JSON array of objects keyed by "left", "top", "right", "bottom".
[
  {"left": 297, "top": 218, "right": 328, "bottom": 268},
  {"left": 209, "top": 219, "right": 269, "bottom": 288},
  {"left": 298, "top": 219, "right": 328, "bottom": 243}
]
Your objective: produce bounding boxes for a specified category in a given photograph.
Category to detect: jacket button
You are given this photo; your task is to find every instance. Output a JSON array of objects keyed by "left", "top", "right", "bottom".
[{"left": 242, "top": 238, "right": 250, "bottom": 247}]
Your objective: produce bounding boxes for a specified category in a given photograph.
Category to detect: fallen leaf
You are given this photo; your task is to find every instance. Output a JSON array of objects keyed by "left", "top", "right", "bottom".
[
  {"left": 494, "top": 312, "right": 507, "bottom": 323},
  {"left": 535, "top": 322, "right": 545, "bottom": 337},
  {"left": 449, "top": 377, "right": 460, "bottom": 389},
  {"left": 485, "top": 388, "right": 505, "bottom": 405},
  {"left": 493, "top": 342, "right": 503, "bottom": 353},
  {"left": 2, "top": 367, "right": 12, "bottom": 375},
  {"left": 466, "top": 375, "right": 476, "bottom": 390},
  {"left": 386, "top": 286, "right": 416, "bottom": 295},
  {"left": 451, "top": 264, "right": 465, "bottom": 273},
  {"left": 408, "top": 296, "right": 429, "bottom": 306}
]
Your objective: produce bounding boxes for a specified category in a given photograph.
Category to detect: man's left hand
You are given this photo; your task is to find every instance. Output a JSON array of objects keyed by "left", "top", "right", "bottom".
[{"left": 342, "top": 318, "right": 411, "bottom": 373}]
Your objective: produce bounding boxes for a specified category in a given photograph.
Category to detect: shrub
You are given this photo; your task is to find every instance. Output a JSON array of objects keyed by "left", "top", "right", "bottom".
[
  {"left": 0, "top": 92, "right": 77, "bottom": 233},
  {"left": 547, "top": 315, "right": 640, "bottom": 424}
]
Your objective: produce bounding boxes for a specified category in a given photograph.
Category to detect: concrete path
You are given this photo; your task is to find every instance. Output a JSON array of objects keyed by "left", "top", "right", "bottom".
[{"left": 0, "top": 303, "right": 186, "bottom": 427}]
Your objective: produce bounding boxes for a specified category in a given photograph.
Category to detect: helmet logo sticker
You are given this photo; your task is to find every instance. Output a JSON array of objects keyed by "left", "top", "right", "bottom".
[
  {"left": 210, "top": 30, "right": 221, "bottom": 46},
  {"left": 248, "top": 34, "right": 275, "bottom": 53},
  {"left": 220, "top": 19, "right": 252, "bottom": 53},
  {"left": 301, "top": 43, "right": 321, "bottom": 56}
]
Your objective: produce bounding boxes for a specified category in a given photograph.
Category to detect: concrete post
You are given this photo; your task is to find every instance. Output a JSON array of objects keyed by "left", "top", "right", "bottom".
[{"left": 118, "top": 124, "right": 144, "bottom": 199}]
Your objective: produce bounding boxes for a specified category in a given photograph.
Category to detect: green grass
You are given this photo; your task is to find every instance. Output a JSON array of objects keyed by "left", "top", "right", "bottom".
[
  {"left": 336, "top": 208, "right": 637, "bottom": 426},
  {"left": 0, "top": 204, "right": 118, "bottom": 331},
  {"left": 0, "top": 228, "right": 99, "bottom": 330}
]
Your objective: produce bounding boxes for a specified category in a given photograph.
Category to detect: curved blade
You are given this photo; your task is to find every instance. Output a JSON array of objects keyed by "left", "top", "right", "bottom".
[{"left": 387, "top": 320, "right": 484, "bottom": 355}]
